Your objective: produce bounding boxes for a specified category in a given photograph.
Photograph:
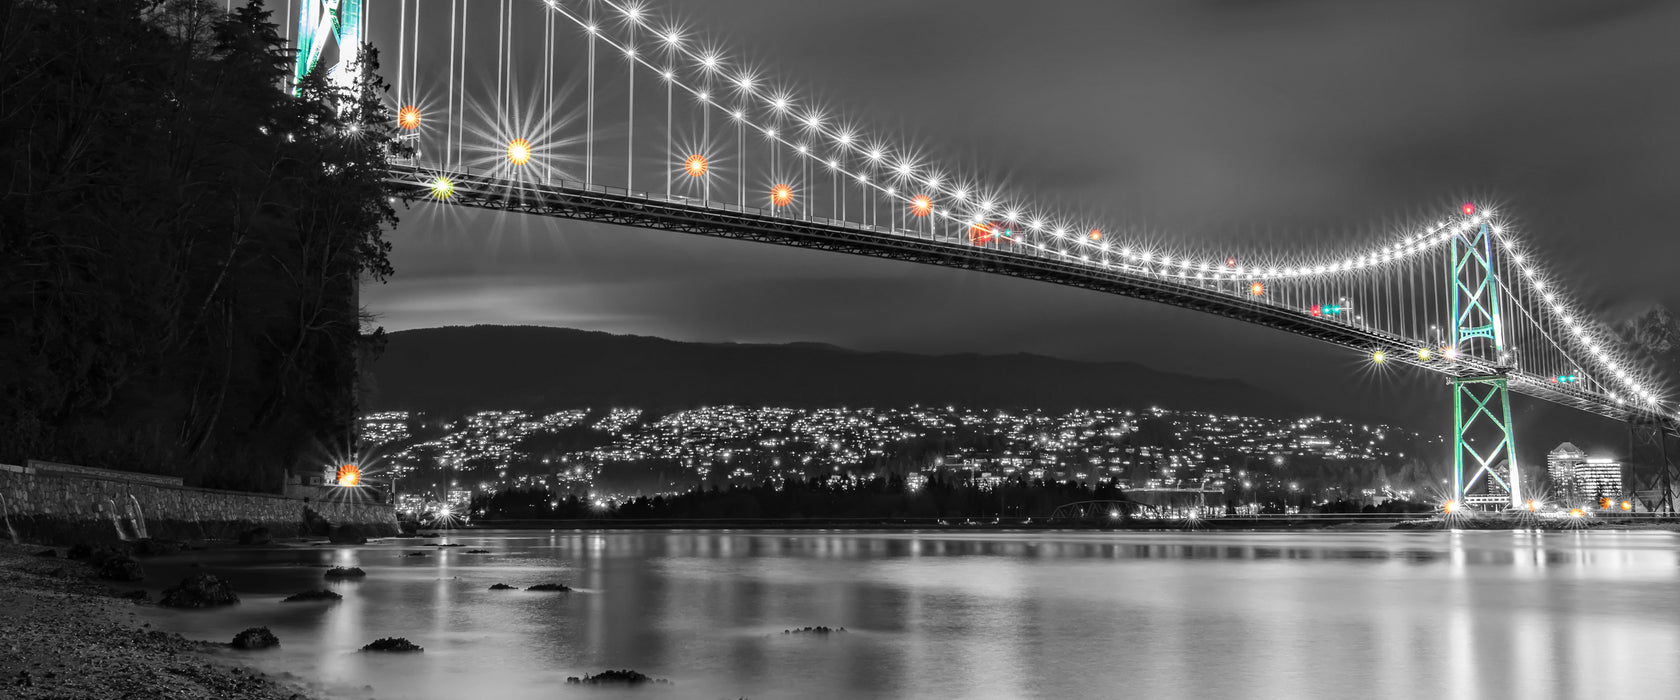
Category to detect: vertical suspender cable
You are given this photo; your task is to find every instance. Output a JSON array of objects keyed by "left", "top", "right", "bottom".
[
  {"left": 496, "top": 0, "right": 504, "bottom": 121},
  {"left": 458, "top": 1, "right": 469, "bottom": 170},
  {"left": 738, "top": 116, "right": 745, "bottom": 206},
  {"left": 447, "top": 0, "right": 457, "bottom": 170},
  {"left": 587, "top": 0, "right": 595, "bottom": 184},
  {"left": 397, "top": 0, "right": 407, "bottom": 110},
  {"left": 665, "top": 61, "right": 672, "bottom": 198},
  {"left": 505, "top": 2, "right": 514, "bottom": 138},
  {"left": 545, "top": 6, "right": 554, "bottom": 184}
]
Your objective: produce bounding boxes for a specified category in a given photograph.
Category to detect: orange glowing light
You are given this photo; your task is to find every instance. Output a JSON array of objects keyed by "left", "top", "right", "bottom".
[
  {"left": 507, "top": 138, "right": 532, "bottom": 165},
  {"left": 398, "top": 106, "right": 421, "bottom": 130},
  {"left": 910, "top": 195, "right": 932, "bottom": 217},
  {"left": 1089, "top": 229, "right": 1102, "bottom": 241},
  {"left": 685, "top": 154, "right": 708, "bottom": 177},
  {"left": 1226, "top": 257, "right": 1237, "bottom": 268},
  {"left": 771, "top": 184, "right": 793, "bottom": 207},
  {"left": 1525, "top": 499, "right": 1538, "bottom": 512},
  {"left": 1443, "top": 500, "right": 1456, "bottom": 514},
  {"left": 1250, "top": 282, "right": 1266, "bottom": 296},
  {"left": 1569, "top": 508, "right": 1584, "bottom": 517},
  {"left": 336, "top": 464, "right": 361, "bottom": 487},
  {"left": 1621, "top": 500, "right": 1632, "bottom": 511}
]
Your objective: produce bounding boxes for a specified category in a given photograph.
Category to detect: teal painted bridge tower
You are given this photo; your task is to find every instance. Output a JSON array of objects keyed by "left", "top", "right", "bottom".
[
  {"left": 1449, "top": 211, "right": 1522, "bottom": 509},
  {"left": 294, "top": 0, "right": 364, "bottom": 94}
]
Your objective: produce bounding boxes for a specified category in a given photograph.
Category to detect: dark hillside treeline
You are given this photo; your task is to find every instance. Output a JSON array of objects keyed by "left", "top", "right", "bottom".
[
  {"left": 475, "top": 474, "right": 1139, "bottom": 522},
  {"left": 0, "top": 0, "right": 397, "bottom": 489},
  {"left": 470, "top": 475, "right": 1438, "bottom": 522}
]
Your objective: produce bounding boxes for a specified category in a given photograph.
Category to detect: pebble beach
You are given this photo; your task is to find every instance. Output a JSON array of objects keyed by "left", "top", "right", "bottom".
[{"left": 0, "top": 542, "right": 319, "bottom": 700}]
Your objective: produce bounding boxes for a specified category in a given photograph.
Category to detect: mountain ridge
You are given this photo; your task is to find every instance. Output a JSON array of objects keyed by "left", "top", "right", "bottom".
[{"left": 365, "top": 325, "right": 1303, "bottom": 418}]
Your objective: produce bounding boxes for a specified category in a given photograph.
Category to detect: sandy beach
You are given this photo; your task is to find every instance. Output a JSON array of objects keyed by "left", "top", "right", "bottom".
[{"left": 0, "top": 541, "right": 319, "bottom": 700}]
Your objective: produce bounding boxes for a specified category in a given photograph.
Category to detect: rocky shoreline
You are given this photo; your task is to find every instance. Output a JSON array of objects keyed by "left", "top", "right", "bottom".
[{"left": 0, "top": 541, "right": 319, "bottom": 699}]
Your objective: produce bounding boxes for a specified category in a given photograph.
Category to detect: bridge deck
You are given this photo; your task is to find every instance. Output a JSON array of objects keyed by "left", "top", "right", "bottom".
[{"left": 388, "top": 166, "right": 1670, "bottom": 433}]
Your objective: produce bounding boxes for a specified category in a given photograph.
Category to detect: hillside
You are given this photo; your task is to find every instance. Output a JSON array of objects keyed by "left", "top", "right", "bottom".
[{"left": 365, "top": 325, "right": 1300, "bottom": 417}]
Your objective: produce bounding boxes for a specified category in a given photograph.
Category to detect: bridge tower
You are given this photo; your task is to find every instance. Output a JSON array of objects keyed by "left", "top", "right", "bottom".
[
  {"left": 1448, "top": 214, "right": 1522, "bottom": 509},
  {"left": 293, "top": 0, "right": 364, "bottom": 95}
]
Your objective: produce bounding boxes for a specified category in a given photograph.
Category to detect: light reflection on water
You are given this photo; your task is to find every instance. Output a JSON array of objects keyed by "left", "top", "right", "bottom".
[{"left": 137, "top": 530, "right": 1680, "bottom": 699}]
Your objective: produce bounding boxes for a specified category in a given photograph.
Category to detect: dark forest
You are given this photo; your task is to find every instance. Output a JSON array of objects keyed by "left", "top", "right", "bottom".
[{"left": 1, "top": 0, "right": 397, "bottom": 490}]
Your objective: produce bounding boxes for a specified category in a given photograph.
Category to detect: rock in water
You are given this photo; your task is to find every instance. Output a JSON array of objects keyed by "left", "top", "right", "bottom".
[
  {"left": 565, "top": 670, "right": 671, "bottom": 686},
  {"left": 94, "top": 554, "right": 145, "bottom": 582},
  {"left": 323, "top": 567, "right": 366, "bottom": 579},
  {"left": 231, "top": 627, "right": 280, "bottom": 650},
  {"left": 328, "top": 525, "right": 368, "bottom": 545},
  {"left": 526, "top": 583, "right": 571, "bottom": 592},
  {"left": 488, "top": 583, "right": 516, "bottom": 590},
  {"left": 281, "top": 589, "right": 343, "bottom": 602},
  {"left": 159, "top": 574, "right": 239, "bottom": 608},
  {"left": 464, "top": 549, "right": 492, "bottom": 554},
  {"left": 361, "top": 637, "right": 423, "bottom": 652},
  {"left": 783, "top": 626, "right": 847, "bottom": 634}
]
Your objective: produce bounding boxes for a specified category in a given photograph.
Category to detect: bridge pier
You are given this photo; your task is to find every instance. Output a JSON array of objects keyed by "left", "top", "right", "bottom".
[{"left": 1451, "top": 373, "right": 1522, "bottom": 509}]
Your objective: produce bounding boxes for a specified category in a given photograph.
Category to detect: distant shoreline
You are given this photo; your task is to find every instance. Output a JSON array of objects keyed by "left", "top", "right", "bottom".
[
  {"left": 442, "top": 516, "right": 1416, "bottom": 532},
  {"left": 430, "top": 515, "right": 1680, "bottom": 533}
]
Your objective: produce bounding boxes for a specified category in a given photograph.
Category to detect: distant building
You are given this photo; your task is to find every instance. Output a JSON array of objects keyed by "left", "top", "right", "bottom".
[
  {"left": 1548, "top": 442, "right": 1588, "bottom": 503},
  {"left": 1548, "top": 442, "right": 1623, "bottom": 505},
  {"left": 1577, "top": 458, "right": 1624, "bottom": 503}
]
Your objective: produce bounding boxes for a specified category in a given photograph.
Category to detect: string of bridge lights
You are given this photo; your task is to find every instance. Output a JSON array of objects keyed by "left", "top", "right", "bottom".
[
  {"left": 422, "top": 0, "right": 1486, "bottom": 285},
  {"left": 396, "top": 0, "right": 1670, "bottom": 419},
  {"left": 1489, "top": 226, "right": 1668, "bottom": 413}
]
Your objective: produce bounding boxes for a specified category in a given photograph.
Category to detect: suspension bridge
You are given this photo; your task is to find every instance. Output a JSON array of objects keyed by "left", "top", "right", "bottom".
[{"left": 282, "top": 0, "right": 1675, "bottom": 511}]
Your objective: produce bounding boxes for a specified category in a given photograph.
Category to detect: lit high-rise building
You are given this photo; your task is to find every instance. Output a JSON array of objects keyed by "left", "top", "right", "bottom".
[
  {"left": 1547, "top": 443, "right": 1622, "bottom": 506},
  {"left": 1547, "top": 442, "right": 1587, "bottom": 503},
  {"left": 1576, "top": 458, "right": 1623, "bottom": 503}
]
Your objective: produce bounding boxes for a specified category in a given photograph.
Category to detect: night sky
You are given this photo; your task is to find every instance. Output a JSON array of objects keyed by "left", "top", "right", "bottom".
[{"left": 362, "top": 0, "right": 1679, "bottom": 456}]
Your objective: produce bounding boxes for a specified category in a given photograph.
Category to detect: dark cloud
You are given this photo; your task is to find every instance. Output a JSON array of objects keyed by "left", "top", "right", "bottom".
[{"left": 361, "top": 0, "right": 1677, "bottom": 454}]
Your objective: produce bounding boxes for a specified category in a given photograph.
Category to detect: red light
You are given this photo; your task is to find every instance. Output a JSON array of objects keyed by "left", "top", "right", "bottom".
[
  {"left": 1310, "top": 304, "right": 1323, "bottom": 317},
  {"left": 1461, "top": 202, "right": 1476, "bottom": 216}
]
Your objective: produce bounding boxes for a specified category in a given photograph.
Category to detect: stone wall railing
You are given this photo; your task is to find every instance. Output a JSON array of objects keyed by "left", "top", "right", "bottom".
[{"left": 0, "top": 461, "right": 398, "bottom": 544}]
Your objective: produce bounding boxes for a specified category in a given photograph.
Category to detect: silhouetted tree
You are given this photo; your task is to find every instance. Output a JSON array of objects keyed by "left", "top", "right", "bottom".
[{"left": 0, "top": 0, "right": 398, "bottom": 489}]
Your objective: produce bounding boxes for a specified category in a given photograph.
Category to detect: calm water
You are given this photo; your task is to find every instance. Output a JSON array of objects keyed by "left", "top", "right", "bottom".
[{"left": 136, "top": 529, "right": 1680, "bottom": 699}]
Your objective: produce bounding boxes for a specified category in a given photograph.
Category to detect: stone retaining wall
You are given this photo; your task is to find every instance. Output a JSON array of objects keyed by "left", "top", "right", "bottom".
[{"left": 0, "top": 461, "right": 397, "bottom": 544}]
